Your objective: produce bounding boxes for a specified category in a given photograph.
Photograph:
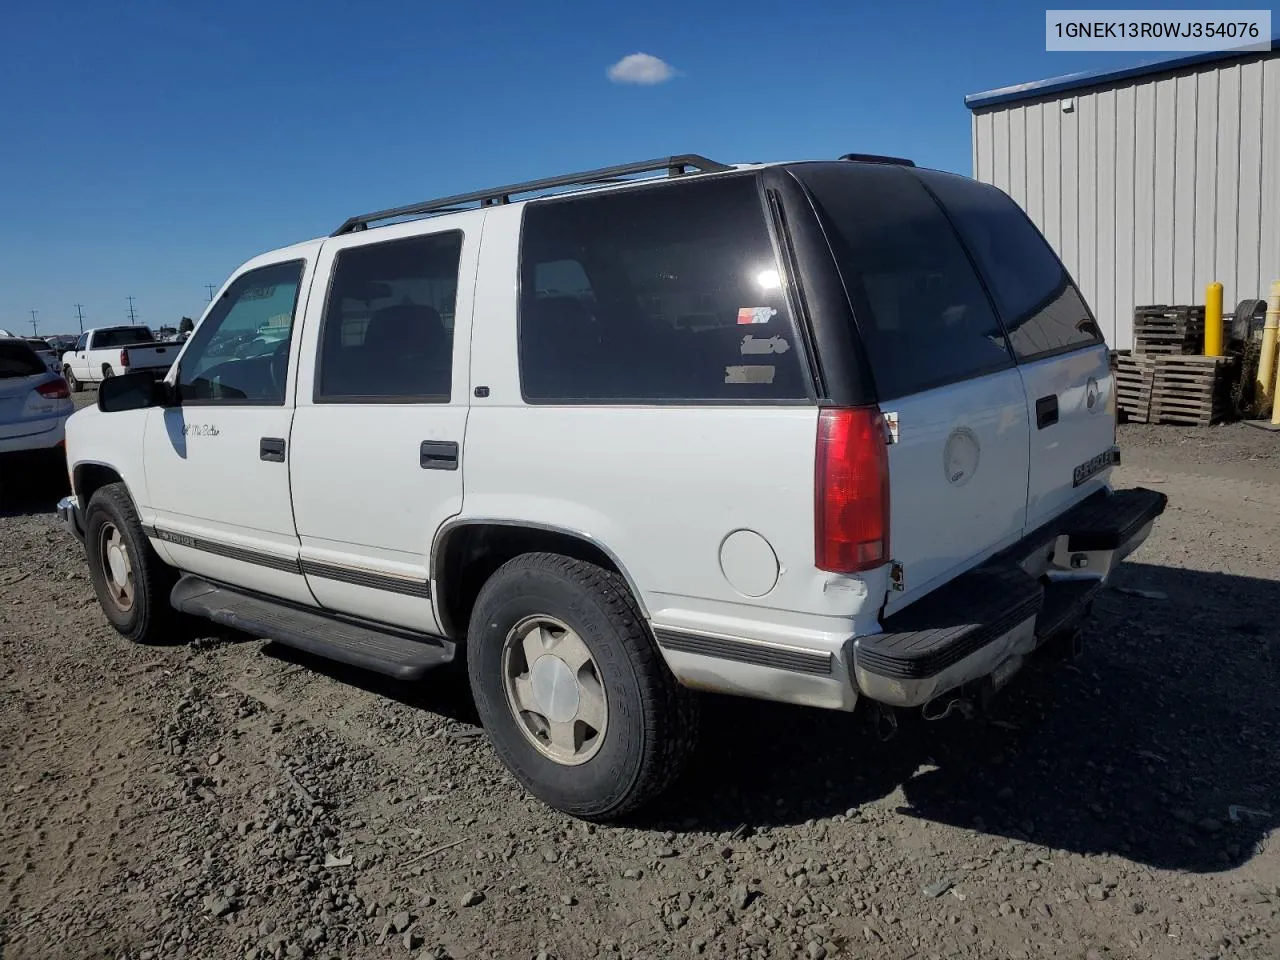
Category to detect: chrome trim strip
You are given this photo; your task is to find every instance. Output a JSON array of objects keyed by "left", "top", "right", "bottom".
[
  {"left": 148, "top": 526, "right": 302, "bottom": 574},
  {"left": 300, "top": 558, "right": 431, "bottom": 598},
  {"left": 653, "top": 627, "right": 834, "bottom": 677}
]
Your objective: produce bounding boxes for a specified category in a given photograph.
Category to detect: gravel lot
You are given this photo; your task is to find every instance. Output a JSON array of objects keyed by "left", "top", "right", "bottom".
[{"left": 2, "top": 401, "right": 1278, "bottom": 959}]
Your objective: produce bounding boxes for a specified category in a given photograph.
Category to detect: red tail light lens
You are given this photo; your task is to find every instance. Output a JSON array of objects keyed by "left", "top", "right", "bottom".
[
  {"left": 815, "top": 407, "right": 890, "bottom": 573},
  {"left": 37, "top": 380, "right": 71, "bottom": 400},
  {"left": 120, "top": 349, "right": 130, "bottom": 369}
]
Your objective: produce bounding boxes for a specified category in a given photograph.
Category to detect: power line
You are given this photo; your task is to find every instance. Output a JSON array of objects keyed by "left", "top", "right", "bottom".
[
  {"left": 29, "top": 309, "right": 38, "bottom": 336},
  {"left": 126, "top": 296, "right": 137, "bottom": 323},
  {"left": 74, "top": 304, "right": 85, "bottom": 334}
]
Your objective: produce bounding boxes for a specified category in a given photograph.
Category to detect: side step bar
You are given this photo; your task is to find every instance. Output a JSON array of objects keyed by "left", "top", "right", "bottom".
[{"left": 170, "top": 575, "right": 455, "bottom": 681}]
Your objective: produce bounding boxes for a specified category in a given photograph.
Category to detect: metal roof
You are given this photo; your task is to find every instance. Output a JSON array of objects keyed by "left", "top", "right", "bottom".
[{"left": 965, "top": 38, "right": 1278, "bottom": 110}]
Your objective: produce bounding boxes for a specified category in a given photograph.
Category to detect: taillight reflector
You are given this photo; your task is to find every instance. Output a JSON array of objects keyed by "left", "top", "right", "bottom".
[
  {"left": 36, "top": 380, "right": 71, "bottom": 400},
  {"left": 815, "top": 407, "right": 890, "bottom": 573}
]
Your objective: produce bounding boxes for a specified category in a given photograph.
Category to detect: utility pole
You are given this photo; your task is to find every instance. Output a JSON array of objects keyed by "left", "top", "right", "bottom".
[
  {"left": 126, "top": 296, "right": 137, "bottom": 323},
  {"left": 205, "top": 283, "right": 217, "bottom": 301},
  {"left": 75, "top": 304, "right": 85, "bottom": 334},
  {"left": 29, "top": 309, "right": 38, "bottom": 336}
]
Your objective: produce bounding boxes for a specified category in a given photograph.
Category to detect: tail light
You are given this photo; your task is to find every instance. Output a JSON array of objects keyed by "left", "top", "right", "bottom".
[
  {"left": 815, "top": 407, "right": 890, "bottom": 573},
  {"left": 37, "top": 380, "right": 71, "bottom": 400},
  {"left": 120, "top": 349, "right": 130, "bottom": 369}
]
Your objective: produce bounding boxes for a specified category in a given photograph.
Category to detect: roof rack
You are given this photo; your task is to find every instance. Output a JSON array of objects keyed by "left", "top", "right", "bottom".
[
  {"left": 839, "top": 152, "right": 915, "bottom": 167},
  {"left": 332, "top": 154, "right": 733, "bottom": 236}
]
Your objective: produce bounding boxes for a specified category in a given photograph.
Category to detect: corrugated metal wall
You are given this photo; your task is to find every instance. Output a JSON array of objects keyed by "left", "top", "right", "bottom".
[{"left": 972, "top": 50, "right": 1280, "bottom": 349}]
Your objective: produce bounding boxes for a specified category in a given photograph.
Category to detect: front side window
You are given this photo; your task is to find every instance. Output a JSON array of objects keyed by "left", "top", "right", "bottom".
[
  {"left": 915, "top": 170, "right": 1102, "bottom": 360},
  {"left": 178, "top": 260, "right": 304, "bottom": 404},
  {"left": 518, "top": 175, "right": 809, "bottom": 403},
  {"left": 795, "top": 163, "right": 1014, "bottom": 400},
  {"left": 316, "top": 231, "right": 462, "bottom": 402}
]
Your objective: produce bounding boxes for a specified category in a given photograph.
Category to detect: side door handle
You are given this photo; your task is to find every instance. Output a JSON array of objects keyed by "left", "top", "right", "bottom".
[
  {"left": 420, "top": 440, "right": 459, "bottom": 470},
  {"left": 260, "top": 437, "right": 287, "bottom": 462},
  {"left": 1035, "top": 394, "right": 1059, "bottom": 430}
]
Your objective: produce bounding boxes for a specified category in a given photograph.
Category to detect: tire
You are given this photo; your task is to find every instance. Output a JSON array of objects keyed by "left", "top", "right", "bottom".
[
  {"left": 101, "top": 365, "right": 114, "bottom": 380},
  {"left": 83, "top": 482, "right": 177, "bottom": 644},
  {"left": 467, "top": 553, "right": 698, "bottom": 821},
  {"left": 65, "top": 368, "right": 80, "bottom": 393}
]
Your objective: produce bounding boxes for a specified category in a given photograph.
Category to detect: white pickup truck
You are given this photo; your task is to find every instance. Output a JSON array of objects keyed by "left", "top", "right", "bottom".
[
  {"left": 57, "top": 154, "right": 1166, "bottom": 820},
  {"left": 62, "top": 326, "right": 177, "bottom": 392}
]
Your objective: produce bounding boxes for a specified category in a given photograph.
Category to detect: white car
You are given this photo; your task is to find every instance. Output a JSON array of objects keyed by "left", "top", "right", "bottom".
[
  {"left": 57, "top": 154, "right": 1166, "bottom": 819},
  {"left": 0, "top": 338, "right": 74, "bottom": 469}
]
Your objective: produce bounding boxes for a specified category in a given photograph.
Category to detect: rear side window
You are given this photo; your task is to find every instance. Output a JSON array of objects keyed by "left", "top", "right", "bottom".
[
  {"left": 519, "top": 175, "right": 808, "bottom": 403},
  {"left": 317, "top": 231, "right": 462, "bottom": 402},
  {"left": 916, "top": 170, "right": 1101, "bottom": 360},
  {"left": 797, "top": 164, "right": 1013, "bottom": 400},
  {"left": 0, "top": 341, "right": 45, "bottom": 378}
]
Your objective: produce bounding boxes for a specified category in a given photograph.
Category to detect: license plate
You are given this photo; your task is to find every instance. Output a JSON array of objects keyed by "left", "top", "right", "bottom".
[{"left": 1072, "top": 449, "right": 1115, "bottom": 487}]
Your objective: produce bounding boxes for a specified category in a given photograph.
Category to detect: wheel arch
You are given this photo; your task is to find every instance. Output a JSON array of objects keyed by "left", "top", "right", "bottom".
[
  {"left": 74, "top": 461, "right": 131, "bottom": 511},
  {"left": 431, "top": 519, "right": 649, "bottom": 641}
]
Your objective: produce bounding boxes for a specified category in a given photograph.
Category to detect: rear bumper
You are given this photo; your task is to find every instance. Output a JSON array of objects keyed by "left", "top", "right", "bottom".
[
  {"left": 0, "top": 418, "right": 66, "bottom": 454},
  {"left": 851, "top": 487, "right": 1167, "bottom": 708},
  {"left": 57, "top": 494, "right": 85, "bottom": 542}
]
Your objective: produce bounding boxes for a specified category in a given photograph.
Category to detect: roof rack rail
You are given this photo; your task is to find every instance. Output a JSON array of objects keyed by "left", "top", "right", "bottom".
[
  {"left": 332, "top": 154, "right": 732, "bottom": 236},
  {"left": 839, "top": 152, "right": 915, "bottom": 167}
]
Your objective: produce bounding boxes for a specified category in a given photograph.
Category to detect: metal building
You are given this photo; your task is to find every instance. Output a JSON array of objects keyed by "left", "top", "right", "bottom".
[{"left": 966, "top": 43, "right": 1280, "bottom": 348}]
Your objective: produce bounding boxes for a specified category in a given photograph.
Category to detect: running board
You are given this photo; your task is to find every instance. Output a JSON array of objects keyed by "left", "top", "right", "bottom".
[{"left": 170, "top": 575, "right": 455, "bottom": 680}]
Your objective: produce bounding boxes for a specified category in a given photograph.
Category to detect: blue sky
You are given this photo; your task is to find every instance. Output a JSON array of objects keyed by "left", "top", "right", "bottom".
[{"left": 0, "top": 0, "right": 1183, "bottom": 336}]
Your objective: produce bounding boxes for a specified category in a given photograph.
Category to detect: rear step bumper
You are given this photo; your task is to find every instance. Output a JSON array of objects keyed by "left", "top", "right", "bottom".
[
  {"left": 170, "top": 575, "right": 455, "bottom": 681},
  {"left": 851, "top": 487, "right": 1166, "bottom": 708}
]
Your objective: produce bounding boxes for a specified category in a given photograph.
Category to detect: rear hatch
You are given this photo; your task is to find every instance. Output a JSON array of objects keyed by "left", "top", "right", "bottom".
[
  {"left": 914, "top": 169, "right": 1117, "bottom": 528},
  {"left": 0, "top": 342, "right": 63, "bottom": 440},
  {"left": 792, "top": 162, "right": 1032, "bottom": 613}
]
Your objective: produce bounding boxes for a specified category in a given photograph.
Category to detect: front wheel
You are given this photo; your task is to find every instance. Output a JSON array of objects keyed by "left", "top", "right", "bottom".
[
  {"left": 467, "top": 553, "right": 699, "bottom": 821},
  {"left": 83, "top": 483, "right": 177, "bottom": 644}
]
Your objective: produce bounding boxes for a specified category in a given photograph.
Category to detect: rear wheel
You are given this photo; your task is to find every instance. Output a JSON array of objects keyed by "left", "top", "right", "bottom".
[
  {"left": 65, "top": 368, "right": 80, "bottom": 392},
  {"left": 101, "top": 365, "right": 114, "bottom": 380},
  {"left": 467, "top": 553, "right": 698, "bottom": 821},
  {"left": 83, "top": 483, "right": 176, "bottom": 644}
]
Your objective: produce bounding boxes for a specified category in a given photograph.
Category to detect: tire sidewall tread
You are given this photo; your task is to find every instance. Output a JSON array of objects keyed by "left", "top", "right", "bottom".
[{"left": 83, "top": 482, "right": 175, "bottom": 644}]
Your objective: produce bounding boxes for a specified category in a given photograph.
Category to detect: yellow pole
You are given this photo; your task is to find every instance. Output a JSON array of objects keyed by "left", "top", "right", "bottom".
[
  {"left": 1204, "top": 282, "right": 1224, "bottom": 356},
  {"left": 1261, "top": 281, "right": 1280, "bottom": 418}
]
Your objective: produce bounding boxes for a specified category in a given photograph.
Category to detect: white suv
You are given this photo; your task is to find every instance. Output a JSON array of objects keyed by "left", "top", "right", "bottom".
[{"left": 58, "top": 154, "right": 1165, "bottom": 819}]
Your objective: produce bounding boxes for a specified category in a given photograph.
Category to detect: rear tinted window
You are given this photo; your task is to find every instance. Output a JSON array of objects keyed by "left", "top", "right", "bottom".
[
  {"left": 96, "top": 327, "right": 155, "bottom": 348},
  {"left": 797, "top": 164, "right": 1013, "bottom": 400},
  {"left": 519, "top": 175, "right": 808, "bottom": 402},
  {"left": 916, "top": 170, "right": 1101, "bottom": 360},
  {"left": 0, "top": 341, "right": 45, "bottom": 378}
]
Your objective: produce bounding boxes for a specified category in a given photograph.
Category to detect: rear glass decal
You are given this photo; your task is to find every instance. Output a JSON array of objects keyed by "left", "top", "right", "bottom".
[
  {"left": 725, "top": 365, "right": 776, "bottom": 385},
  {"left": 740, "top": 335, "right": 791, "bottom": 355},
  {"left": 736, "top": 307, "right": 777, "bottom": 325}
]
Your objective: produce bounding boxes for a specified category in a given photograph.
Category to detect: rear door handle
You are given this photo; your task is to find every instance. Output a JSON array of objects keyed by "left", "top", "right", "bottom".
[
  {"left": 420, "top": 440, "right": 459, "bottom": 470},
  {"left": 260, "top": 437, "right": 287, "bottom": 462},
  {"left": 1035, "top": 394, "right": 1059, "bottom": 429}
]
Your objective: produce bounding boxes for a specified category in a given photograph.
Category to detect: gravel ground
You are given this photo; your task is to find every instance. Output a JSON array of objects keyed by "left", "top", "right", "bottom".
[{"left": 1, "top": 411, "right": 1278, "bottom": 960}]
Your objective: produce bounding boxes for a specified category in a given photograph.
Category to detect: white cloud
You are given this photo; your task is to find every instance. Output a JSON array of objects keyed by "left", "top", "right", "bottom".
[{"left": 607, "top": 53, "right": 677, "bottom": 85}]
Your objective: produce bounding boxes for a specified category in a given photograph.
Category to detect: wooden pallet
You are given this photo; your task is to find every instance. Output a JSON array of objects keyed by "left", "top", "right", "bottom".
[
  {"left": 1134, "top": 305, "right": 1205, "bottom": 355},
  {"left": 1145, "top": 355, "right": 1236, "bottom": 427},
  {"left": 1113, "top": 352, "right": 1156, "bottom": 423}
]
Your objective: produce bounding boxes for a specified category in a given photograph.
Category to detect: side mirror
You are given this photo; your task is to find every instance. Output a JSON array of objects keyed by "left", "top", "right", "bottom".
[{"left": 98, "top": 372, "right": 176, "bottom": 413}]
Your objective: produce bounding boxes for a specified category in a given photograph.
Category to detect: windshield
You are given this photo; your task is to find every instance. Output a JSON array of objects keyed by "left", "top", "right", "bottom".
[
  {"left": 96, "top": 327, "right": 156, "bottom": 348},
  {"left": 0, "top": 341, "right": 46, "bottom": 378}
]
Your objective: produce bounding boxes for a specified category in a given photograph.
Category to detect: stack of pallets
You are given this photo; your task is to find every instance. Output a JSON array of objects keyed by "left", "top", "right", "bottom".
[
  {"left": 1113, "top": 353, "right": 1156, "bottom": 423},
  {"left": 1146, "top": 354, "right": 1237, "bottom": 426},
  {"left": 1133, "top": 305, "right": 1206, "bottom": 355}
]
